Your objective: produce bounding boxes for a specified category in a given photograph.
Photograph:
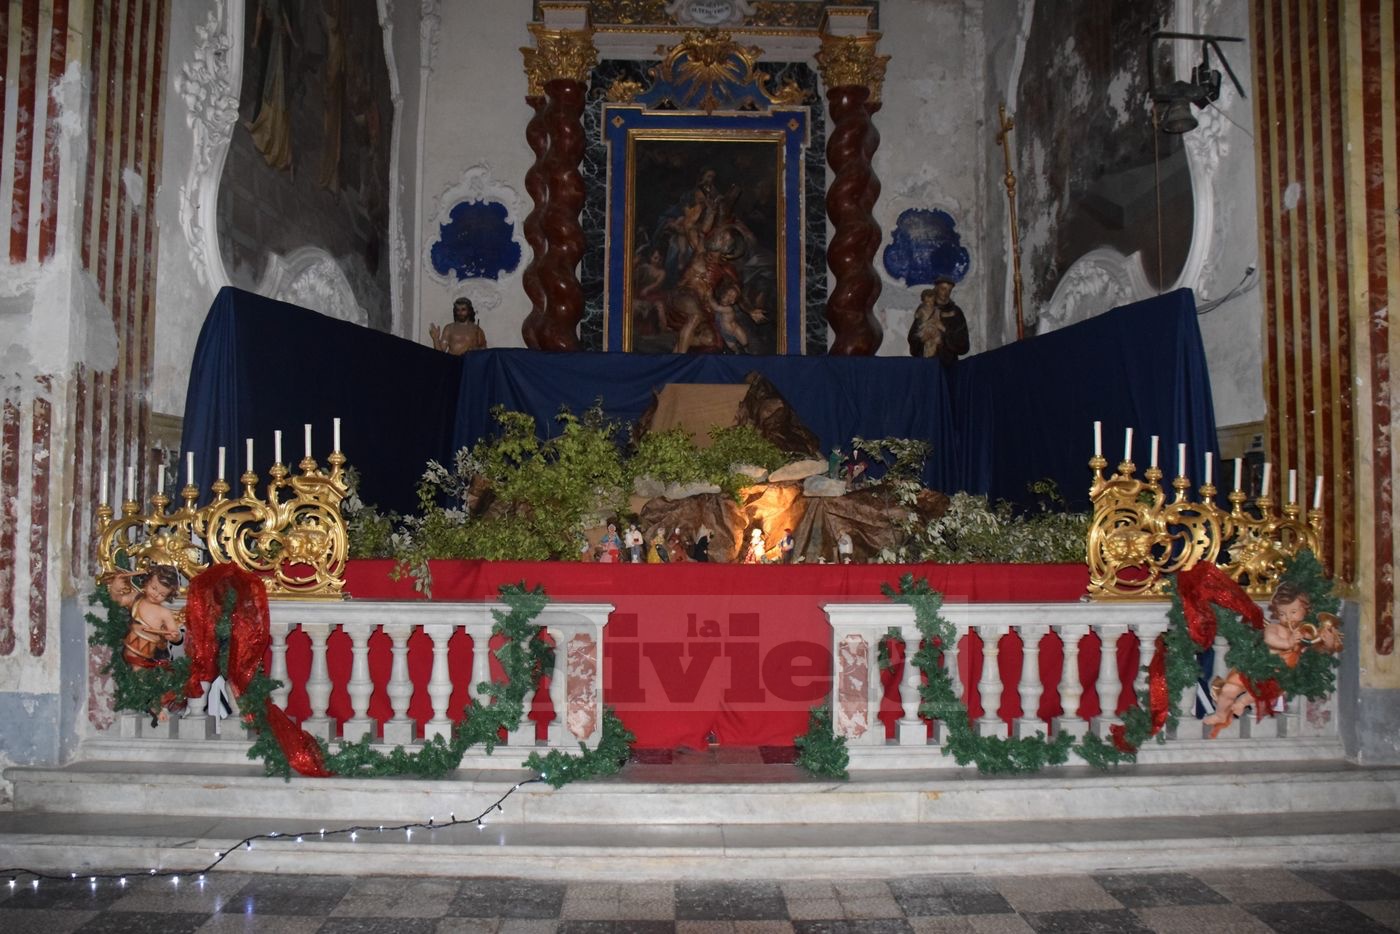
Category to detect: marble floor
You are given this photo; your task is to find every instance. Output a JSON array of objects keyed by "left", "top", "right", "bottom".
[{"left": 0, "top": 865, "right": 1397, "bottom": 933}]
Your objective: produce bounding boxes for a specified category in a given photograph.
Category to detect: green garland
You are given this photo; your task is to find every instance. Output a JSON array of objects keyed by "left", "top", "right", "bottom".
[
  {"left": 91, "top": 580, "right": 633, "bottom": 786},
  {"left": 797, "top": 553, "right": 1341, "bottom": 777},
  {"left": 794, "top": 704, "right": 849, "bottom": 778},
  {"left": 88, "top": 586, "right": 191, "bottom": 723}
]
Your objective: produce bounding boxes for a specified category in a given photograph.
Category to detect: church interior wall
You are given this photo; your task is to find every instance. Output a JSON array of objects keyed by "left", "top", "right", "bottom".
[
  {"left": 413, "top": 0, "right": 534, "bottom": 353},
  {"left": 870, "top": 0, "right": 987, "bottom": 358}
]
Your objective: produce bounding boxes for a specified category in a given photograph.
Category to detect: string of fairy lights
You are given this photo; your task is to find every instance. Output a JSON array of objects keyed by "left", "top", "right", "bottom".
[{"left": 0, "top": 776, "right": 546, "bottom": 891}]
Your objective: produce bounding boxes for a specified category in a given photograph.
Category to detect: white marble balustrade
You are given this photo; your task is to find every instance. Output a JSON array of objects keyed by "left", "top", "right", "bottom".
[
  {"left": 823, "top": 602, "right": 1342, "bottom": 769},
  {"left": 129, "top": 600, "right": 611, "bottom": 757}
]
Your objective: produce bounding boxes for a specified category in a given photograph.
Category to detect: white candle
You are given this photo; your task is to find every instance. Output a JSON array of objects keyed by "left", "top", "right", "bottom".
[
  {"left": 100, "top": 473, "right": 108, "bottom": 505},
  {"left": 274, "top": 430, "right": 282, "bottom": 464},
  {"left": 126, "top": 465, "right": 135, "bottom": 501},
  {"left": 1261, "top": 462, "right": 1272, "bottom": 495},
  {"left": 1204, "top": 451, "right": 1213, "bottom": 486},
  {"left": 333, "top": 417, "right": 341, "bottom": 453},
  {"left": 1150, "top": 435, "right": 1159, "bottom": 468},
  {"left": 246, "top": 438, "right": 254, "bottom": 473},
  {"left": 1177, "top": 442, "right": 1187, "bottom": 478},
  {"left": 186, "top": 452, "right": 194, "bottom": 486},
  {"left": 1234, "top": 458, "right": 1243, "bottom": 492},
  {"left": 1288, "top": 468, "right": 1297, "bottom": 504},
  {"left": 304, "top": 424, "right": 312, "bottom": 459},
  {"left": 157, "top": 466, "right": 164, "bottom": 496},
  {"left": 1124, "top": 427, "right": 1134, "bottom": 462},
  {"left": 218, "top": 446, "right": 226, "bottom": 481},
  {"left": 1093, "top": 421, "right": 1102, "bottom": 456},
  {"left": 1313, "top": 476, "right": 1323, "bottom": 510}
]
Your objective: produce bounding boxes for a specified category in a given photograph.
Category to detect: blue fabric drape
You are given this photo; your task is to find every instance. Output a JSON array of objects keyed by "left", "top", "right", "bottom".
[
  {"left": 950, "top": 288, "right": 1218, "bottom": 508},
  {"left": 180, "top": 288, "right": 462, "bottom": 514},
  {"left": 180, "top": 286, "right": 1217, "bottom": 515}
]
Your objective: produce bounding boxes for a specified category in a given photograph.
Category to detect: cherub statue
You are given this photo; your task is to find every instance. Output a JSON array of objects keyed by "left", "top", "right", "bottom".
[
  {"left": 1203, "top": 580, "right": 1343, "bottom": 737},
  {"left": 105, "top": 565, "right": 185, "bottom": 670}
]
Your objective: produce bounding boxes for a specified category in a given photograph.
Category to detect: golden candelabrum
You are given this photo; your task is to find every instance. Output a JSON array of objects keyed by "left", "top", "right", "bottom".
[
  {"left": 96, "top": 449, "right": 350, "bottom": 600},
  {"left": 1086, "top": 453, "right": 1325, "bottom": 600}
]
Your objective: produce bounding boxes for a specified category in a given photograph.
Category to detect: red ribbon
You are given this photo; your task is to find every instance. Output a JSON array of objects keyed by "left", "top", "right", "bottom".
[
  {"left": 1109, "top": 633, "right": 1170, "bottom": 754},
  {"left": 1176, "top": 560, "right": 1264, "bottom": 647},
  {"left": 184, "top": 565, "right": 333, "bottom": 777}
]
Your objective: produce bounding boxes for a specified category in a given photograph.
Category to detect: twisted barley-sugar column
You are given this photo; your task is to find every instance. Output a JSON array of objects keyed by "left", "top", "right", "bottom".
[
  {"left": 519, "top": 93, "right": 550, "bottom": 346},
  {"left": 536, "top": 79, "right": 588, "bottom": 350},
  {"left": 818, "top": 35, "right": 888, "bottom": 356}
]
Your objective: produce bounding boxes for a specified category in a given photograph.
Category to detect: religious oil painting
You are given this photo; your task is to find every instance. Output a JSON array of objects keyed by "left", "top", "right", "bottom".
[{"left": 624, "top": 134, "right": 786, "bottom": 355}]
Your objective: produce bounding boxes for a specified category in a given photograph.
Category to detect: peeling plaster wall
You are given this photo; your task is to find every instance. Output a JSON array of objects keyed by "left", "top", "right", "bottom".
[
  {"left": 415, "top": 2, "right": 533, "bottom": 351},
  {"left": 872, "top": 1, "right": 987, "bottom": 357},
  {"left": 152, "top": 0, "right": 223, "bottom": 419}
]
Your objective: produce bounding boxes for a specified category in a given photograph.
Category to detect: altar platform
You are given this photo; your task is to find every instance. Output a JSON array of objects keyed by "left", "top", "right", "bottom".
[{"left": 3, "top": 755, "right": 1397, "bottom": 880}]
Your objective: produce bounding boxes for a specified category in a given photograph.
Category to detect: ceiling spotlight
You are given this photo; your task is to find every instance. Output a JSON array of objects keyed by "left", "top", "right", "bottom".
[{"left": 1148, "top": 32, "right": 1246, "bottom": 134}]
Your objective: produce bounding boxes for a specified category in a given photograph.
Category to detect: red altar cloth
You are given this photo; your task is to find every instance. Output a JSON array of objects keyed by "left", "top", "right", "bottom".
[{"left": 310, "top": 560, "right": 1107, "bottom": 750}]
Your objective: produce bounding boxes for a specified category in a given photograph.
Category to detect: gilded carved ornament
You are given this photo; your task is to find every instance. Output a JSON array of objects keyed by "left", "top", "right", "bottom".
[
  {"left": 815, "top": 33, "right": 888, "bottom": 102},
  {"left": 527, "top": 23, "right": 600, "bottom": 85},
  {"left": 521, "top": 46, "right": 548, "bottom": 98}
]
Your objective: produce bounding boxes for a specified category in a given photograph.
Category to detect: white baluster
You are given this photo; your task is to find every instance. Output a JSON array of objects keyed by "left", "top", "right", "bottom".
[
  {"left": 382, "top": 621, "right": 416, "bottom": 746},
  {"left": 896, "top": 624, "right": 927, "bottom": 746},
  {"left": 269, "top": 618, "right": 292, "bottom": 711},
  {"left": 975, "top": 625, "right": 1007, "bottom": 737},
  {"left": 342, "top": 625, "right": 376, "bottom": 743},
  {"left": 177, "top": 681, "right": 215, "bottom": 740},
  {"left": 1052, "top": 624, "right": 1090, "bottom": 738},
  {"left": 507, "top": 624, "right": 541, "bottom": 747},
  {"left": 467, "top": 622, "right": 494, "bottom": 704},
  {"left": 939, "top": 630, "right": 964, "bottom": 745},
  {"left": 1091, "top": 624, "right": 1124, "bottom": 737},
  {"left": 1013, "top": 625, "right": 1047, "bottom": 739},
  {"left": 1130, "top": 620, "right": 1169, "bottom": 732},
  {"left": 422, "top": 623, "right": 456, "bottom": 742},
  {"left": 546, "top": 624, "right": 571, "bottom": 746},
  {"left": 301, "top": 621, "right": 335, "bottom": 741}
]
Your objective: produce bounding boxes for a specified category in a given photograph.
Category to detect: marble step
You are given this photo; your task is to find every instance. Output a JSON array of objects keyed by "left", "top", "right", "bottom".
[
  {"left": 5, "top": 758, "right": 1398, "bottom": 826},
  {"left": 0, "top": 808, "right": 1396, "bottom": 881}
]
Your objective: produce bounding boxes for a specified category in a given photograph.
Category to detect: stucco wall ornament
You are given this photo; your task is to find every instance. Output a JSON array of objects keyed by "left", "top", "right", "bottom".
[
  {"left": 426, "top": 166, "right": 526, "bottom": 287},
  {"left": 174, "top": 0, "right": 244, "bottom": 291},
  {"left": 258, "top": 246, "right": 369, "bottom": 327},
  {"left": 1037, "top": 248, "right": 1152, "bottom": 334}
]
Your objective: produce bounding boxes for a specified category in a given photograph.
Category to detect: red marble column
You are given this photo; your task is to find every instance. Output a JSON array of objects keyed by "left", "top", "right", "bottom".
[
  {"left": 519, "top": 95, "right": 550, "bottom": 348},
  {"left": 532, "top": 78, "right": 588, "bottom": 352},
  {"left": 824, "top": 85, "right": 884, "bottom": 356}
]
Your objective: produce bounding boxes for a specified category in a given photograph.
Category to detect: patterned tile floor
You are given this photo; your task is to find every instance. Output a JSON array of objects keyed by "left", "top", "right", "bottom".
[{"left": 0, "top": 866, "right": 1397, "bottom": 933}]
